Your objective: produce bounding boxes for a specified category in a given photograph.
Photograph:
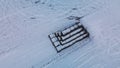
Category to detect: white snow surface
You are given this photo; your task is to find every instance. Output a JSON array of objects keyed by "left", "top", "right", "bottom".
[{"left": 0, "top": 0, "right": 120, "bottom": 68}]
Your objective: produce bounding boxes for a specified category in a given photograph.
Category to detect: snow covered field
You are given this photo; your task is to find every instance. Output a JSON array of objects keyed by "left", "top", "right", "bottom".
[{"left": 0, "top": 0, "right": 120, "bottom": 68}]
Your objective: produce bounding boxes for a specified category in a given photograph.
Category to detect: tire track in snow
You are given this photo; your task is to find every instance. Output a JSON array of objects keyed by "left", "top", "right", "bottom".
[{"left": 33, "top": 39, "right": 92, "bottom": 68}]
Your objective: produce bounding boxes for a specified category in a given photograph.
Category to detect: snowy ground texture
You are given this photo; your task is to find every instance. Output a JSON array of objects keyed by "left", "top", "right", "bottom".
[{"left": 0, "top": 0, "right": 120, "bottom": 68}]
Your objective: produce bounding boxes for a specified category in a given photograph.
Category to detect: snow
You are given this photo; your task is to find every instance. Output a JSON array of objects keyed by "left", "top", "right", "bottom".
[{"left": 0, "top": 0, "right": 120, "bottom": 68}]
